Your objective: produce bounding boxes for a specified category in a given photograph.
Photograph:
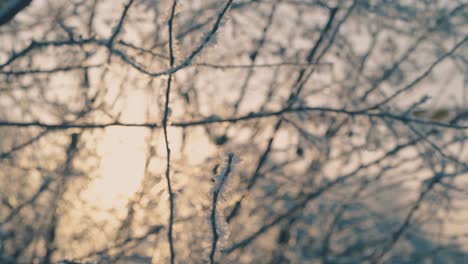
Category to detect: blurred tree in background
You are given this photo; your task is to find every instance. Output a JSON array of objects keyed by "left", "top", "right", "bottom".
[{"left": 0, "top": 0, "right": 468, "bottom": 263}]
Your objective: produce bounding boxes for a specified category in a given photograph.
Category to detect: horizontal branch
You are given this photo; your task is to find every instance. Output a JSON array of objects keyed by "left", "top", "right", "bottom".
[
  {"left": 0, "top": 107, "right": 467, "bottom": 130},
  {"left": 194, "top": 61, "right": 331, "bottom": 69},
  {"left": 0, "top": 64, "right": 102, "bottom": 75}
]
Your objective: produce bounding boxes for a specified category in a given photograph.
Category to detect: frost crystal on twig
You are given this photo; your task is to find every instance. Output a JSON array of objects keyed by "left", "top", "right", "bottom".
[{"left": 209, "top": 152, "right": 237, "bottom": 264}]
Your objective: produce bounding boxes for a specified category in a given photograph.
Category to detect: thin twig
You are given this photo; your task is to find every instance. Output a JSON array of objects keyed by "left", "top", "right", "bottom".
[
  {"left": 224, "top": 132, "right": 433, "bottom": 254},
  {"left": 107, "top": 0, "right": 135, "bottom": 62},
  {"left": 0, "top": 64, "right": 101, "bottom": 76},
  {"left": 110, "top": 0, "right": 233, "bottom": 78},
  {"left": 163, "top": 1, "right": 178, "bottom": 263}
]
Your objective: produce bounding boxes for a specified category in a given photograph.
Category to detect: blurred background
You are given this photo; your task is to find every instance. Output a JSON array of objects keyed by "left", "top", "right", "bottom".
[{"left": 0, "top": 0, "right": 468, "bottom": 263}]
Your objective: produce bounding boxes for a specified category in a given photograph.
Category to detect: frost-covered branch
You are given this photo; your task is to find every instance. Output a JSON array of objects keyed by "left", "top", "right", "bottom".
[{"left": 209, "top": 153, "right": 236, "bottom": 264}]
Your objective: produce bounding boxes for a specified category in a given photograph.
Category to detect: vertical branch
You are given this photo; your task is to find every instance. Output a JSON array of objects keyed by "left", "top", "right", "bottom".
[
  {"left": 163, "top": 1, "right": 178, "bottom": 264},
  {"left": 209, "top": 153, "right": 235, "bottom": 264}
]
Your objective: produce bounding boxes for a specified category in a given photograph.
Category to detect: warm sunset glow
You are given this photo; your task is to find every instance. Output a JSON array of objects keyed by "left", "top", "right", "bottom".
[
  {"left": 2, "top": 1, "right": 468, "bottom": 263},
  {"left": 86, "top": 90, "right": 148, "bottom": 209}
]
